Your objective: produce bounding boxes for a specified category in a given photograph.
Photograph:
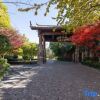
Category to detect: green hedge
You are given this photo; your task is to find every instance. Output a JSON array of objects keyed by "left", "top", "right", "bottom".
[
  {"left": 0, "top": 58, "right": 10, "bottom": 79},
  {"left": 82, "top": 57, "right": 100, "bottom": 69}
]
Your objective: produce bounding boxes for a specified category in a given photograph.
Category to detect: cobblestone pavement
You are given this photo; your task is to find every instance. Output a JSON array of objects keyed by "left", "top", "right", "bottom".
[{"left": 0, "top": 61, "right": 100, "bottom": 100}]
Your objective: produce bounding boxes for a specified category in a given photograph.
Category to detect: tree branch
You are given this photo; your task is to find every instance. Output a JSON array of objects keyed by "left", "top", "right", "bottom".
[{"left": 0, "top": 1, "right": 33, "bottom": 6}]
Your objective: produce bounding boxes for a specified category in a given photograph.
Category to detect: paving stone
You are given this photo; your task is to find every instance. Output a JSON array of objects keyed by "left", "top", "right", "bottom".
[{"left": 0, "top": 61, "right": 100, "bottom": 100}]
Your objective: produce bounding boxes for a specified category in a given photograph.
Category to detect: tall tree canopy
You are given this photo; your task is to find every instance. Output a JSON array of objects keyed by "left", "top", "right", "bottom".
[
  {"left": 48, "top": 0, "right": 100, "bottom": 30},
  {"left": 0, "top": 28, "right": 24, "bottom": 50},
  {"left": 0, "top": 0, "right": 11, "bottom": 28},
  {"left": 1, "top": 0, "right": 100, "bottom": 30},
  {"left": 71, "top": 21, "right": 100, "bottom": 56},
  {"left": 13, "top": 0, "right": 100, "bottom": 30}
]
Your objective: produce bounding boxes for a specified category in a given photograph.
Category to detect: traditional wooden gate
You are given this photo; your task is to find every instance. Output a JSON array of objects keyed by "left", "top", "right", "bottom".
[{"left": 30, "top": 22, "right": 79, "bottom": 64}]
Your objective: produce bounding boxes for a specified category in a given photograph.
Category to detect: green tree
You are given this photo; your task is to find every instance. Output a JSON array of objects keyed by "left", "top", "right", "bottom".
[
  {"left": 22, "top": 43, "right": 38, "bottom": 60},
  {"left": 54, "top": 0, "right": 100, "bottom": 30},
  {"left": 0, "top": 0, "right": 11, "bottom": 28},
  {"left": 50, "top": 42, "right": 62, "bottom": 58},
  {"left": 29, "top": 43, "right": 38, "bottom": 59},
  {"left": 45, "top": 0, "right": 100, "bottom": 30},
  {"left": 0, "top": 35, "right": 11, "bottom": 57},
  {"left": 0, "top": 35, "right": 10, "bottom": 78},
  {"left": 46, "top": 48, "right": 54, "bottom": 59},
  {"left": 17, "top": 48, "right": 23, "bottom": 56},
  {"left": 50, "top": 42, "right": 75, "bottom": 60}
]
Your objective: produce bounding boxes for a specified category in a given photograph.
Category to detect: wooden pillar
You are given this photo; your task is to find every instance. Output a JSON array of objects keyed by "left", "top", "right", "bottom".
[
  {"left": 38, "top": 34, "right": 43, "bottom": 64},
  {"left": 74, "top": 46, "right": 79, "bottom": 62},
  {"left": 72, "top": 52, "right": 75, "bottom": 62},
  {"left": 42, "top": 35, "right": 46, "bottom": 63},
  {"left": 38, "top": 32, "right": 46, "bottom": 64},
  {"left": 81, "top": 52, "right": 84, "bottom": 62}
]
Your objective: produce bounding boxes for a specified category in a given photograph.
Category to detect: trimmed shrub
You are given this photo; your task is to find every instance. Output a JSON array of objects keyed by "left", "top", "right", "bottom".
[
  {"left": 0, "top": 58, "right": 10, "bottom": 79},
  {"left": 82, "top": 57, "right": 100, "bottom": 69}
]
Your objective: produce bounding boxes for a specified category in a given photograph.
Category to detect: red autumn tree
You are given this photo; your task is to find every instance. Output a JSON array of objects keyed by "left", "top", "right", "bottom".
[
  {"left": 0, "top": 28, "right": 24, "bottom": 49},
  {"left": 71, "top": 21, "right": 100, "bottom": 56}
]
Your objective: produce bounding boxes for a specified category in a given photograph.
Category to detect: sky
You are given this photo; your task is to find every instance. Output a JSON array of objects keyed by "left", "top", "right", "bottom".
[{"left": 4, "top": 0, "right": 57, "bottom": 44}]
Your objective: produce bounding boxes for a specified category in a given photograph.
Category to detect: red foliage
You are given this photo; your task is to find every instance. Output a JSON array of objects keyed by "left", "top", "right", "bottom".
[
  {"left": 71, "top": 21, "right": 100, "bottom": 56},
  {"left": 0, "top": 28, "right": 24, "bottom": 49}
]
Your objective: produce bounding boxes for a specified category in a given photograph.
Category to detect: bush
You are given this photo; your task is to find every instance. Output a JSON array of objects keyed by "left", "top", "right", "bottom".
[
  {"left": 0, "top": 58, "right": 10, "bottom": 79},
  {"left": 82, "top": 57, "right": 100, "bottom": 69},
  {"left": 4, "top": 55, "right": 17, "bottom": 61},
  {"left": 23, "top": 56, "right": 30, "bottom": 60}
]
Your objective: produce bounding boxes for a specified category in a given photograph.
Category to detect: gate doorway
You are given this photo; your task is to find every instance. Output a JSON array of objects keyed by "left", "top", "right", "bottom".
[{"left": 30, "top": 23, "right": 74, "bottom": 64}]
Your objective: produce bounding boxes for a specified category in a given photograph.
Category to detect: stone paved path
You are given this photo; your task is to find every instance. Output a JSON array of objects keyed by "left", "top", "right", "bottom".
[{"left": 0, "top": 61, "right": 100, "bottom": 100}]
